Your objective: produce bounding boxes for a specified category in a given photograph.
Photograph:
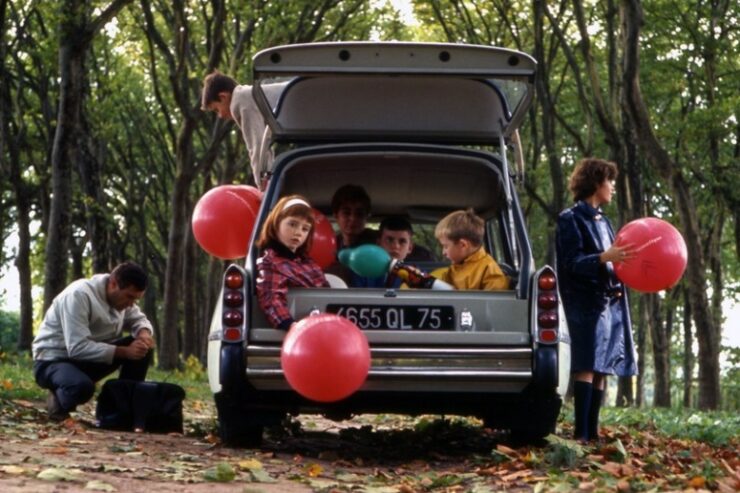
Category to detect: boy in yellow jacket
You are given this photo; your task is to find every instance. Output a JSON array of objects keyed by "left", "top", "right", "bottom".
[{"left": 433, "top": 209, "right": 509, "bottom": 290}]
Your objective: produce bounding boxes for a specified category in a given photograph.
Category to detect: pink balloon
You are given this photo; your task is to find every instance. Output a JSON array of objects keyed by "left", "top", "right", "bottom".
[
  {"left": 192, "top": 185, "right": 261, "bottom": 259},
  {"left": 308, "top": 209, "right": 337, "bottom": 269},
  {"left": 614, "top": 217, "right": 688, "bottom": 293},
  {"left": 281, "top": 314, "right": 370, "bottom": 402}
]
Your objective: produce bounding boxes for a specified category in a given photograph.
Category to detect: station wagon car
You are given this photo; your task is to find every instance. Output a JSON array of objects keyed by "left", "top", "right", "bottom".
[{"left": 207, "top": 42, "right": 571, "bottom": 446}]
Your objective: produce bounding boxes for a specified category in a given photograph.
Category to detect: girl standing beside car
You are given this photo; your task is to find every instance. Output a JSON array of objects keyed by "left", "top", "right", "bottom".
[{"left": 555, "top": 158, "right": 638, "bottom": 442}]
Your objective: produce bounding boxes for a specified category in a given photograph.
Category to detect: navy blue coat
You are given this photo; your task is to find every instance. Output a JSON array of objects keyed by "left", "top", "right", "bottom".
[{"left": 556, "top": 201, "right": 637, "bottom": 377}]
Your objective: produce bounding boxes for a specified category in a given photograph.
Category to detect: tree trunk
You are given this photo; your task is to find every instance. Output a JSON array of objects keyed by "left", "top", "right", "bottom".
[
  {"left": 682, "top": 287, "right": 693, "bottom": 407},
  {"left": 43, "top": 28, "right": 80, "bottom": 310},
  {"left": 0, "top": 19, "right": 34, "bottom": 350},
  {"left": 43, "top": 0, "right": 133, "bottom": 309},
  {"left": 634, "top": 294, "right": 647, "bottom": 407},
  {"left": 649, "top": 293, "right": 670, "bottom": 407},
  {"left": 160, "top": 173, "right": 190, "bottom": 369},
  {"left": 620, "top": 0, "right": 721, "bottom": 409},
  {"left": 182, "top": 208, "right": 198, "bottom": 360}
]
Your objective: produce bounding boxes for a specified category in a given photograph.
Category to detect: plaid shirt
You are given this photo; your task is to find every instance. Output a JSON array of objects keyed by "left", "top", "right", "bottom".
[{"left": 256, "top": 243, "right": 329, "bottom": 329}]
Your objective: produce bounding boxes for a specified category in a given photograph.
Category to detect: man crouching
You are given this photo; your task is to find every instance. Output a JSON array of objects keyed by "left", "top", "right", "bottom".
[{"left": 32, "top": 262, "right": 155, "bottom": 421}]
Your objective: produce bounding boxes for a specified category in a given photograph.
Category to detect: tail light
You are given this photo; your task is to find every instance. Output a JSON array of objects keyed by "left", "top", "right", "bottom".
[
  {"left": 536, "top": 268, "right": 559, "bottom": 344},
  {"left": 222, "top": 265, "right": 247, "bottom": 342}
]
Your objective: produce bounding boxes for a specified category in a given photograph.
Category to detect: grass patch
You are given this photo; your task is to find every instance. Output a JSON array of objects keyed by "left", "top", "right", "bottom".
[
  {"left": 601, "top": 405, "right": 740, "bottom": 446},
  {"left": 0, "top": 350, "right": 212, "bottom": 403}
]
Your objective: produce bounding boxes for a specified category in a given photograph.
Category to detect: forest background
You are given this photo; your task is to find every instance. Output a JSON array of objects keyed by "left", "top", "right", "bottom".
[{"left": 0, "top": 0, "right": 738, "bottom": 414}]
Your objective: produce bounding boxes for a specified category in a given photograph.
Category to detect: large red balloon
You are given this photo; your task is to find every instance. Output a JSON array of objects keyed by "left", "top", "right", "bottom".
[
  {"left": 192, "top": 185, "right": 261, "bottom": 259},
  {"left": 308, "top": 209, "right": 337, "bottom": 269},
  {"left": 281, "top": 314, "right": 370, "bottom": 402},
  {"left": 614, "top": 217, "right": 687, "bottom": 293}
]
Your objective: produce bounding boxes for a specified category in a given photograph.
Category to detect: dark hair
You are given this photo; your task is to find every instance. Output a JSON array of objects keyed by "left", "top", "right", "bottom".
[
  {"left": 111, "top": 262, "right": 148, "bottom": 291},
  {"left": 257, "top": 195, "right": 316, "bottom": 256},
  {"left": 331, "top": 184, "right": 371, "bottom": 215},
  {"left": 568, "top": 158, "right": 618, "bottom": 202},
  {"left": 201, "top": 70, "right": 238, "bottom": 110},
  {"left": 379, "top": 215, "right": 413, "bottom": 235},
  {"left": 435, "top": 208, "right": 484, "bottom": 247}
]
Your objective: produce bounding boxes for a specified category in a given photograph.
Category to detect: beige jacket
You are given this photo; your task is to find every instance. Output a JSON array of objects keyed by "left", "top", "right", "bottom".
[{"left": 32, "top": 274, "right": 153, "bottom": 364}]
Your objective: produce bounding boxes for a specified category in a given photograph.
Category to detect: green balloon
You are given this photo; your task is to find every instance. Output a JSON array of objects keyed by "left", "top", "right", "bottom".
[
  {"left": 349, "top": 244, "right": 391, "bottom": 278},
  {"left": 338, "top": 248, "right": 352, "bottom": 266}
]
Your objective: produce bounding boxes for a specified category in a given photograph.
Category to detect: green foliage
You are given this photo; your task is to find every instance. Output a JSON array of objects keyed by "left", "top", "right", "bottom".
[
  {"left": 721, "top": 345, "right": 740, "bottom": 410},
  {"left": 0, "top": 309, "right": 20, "bottom": 352},
  {"left": 544, "top": 435, "right": 587, "bottom": 468},
  {"left": 602, "top": 406, "right": 740, "bottom": 447},
  {"left": 0, "top": 351, "right": 40, "bottom": 401}
]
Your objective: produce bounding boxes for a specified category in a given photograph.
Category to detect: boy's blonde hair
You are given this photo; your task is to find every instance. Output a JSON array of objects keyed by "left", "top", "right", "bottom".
[
  {"left": 435, "top": 208, "right": 484, "bottom": 247},
  {"left": 257, "top": 194, "right": 315, "bottom": 255}
]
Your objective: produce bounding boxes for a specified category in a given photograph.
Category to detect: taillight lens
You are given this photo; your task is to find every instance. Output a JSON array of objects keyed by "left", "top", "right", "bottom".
[
  {"left": 538, "top": 311, "right": 558, "bottom": 328},
  {"left": 536, "top": 268, "right": 559, "bottom": 344},
  {"left": 223, "top": 327, "right": 242, "bottom": 341},
  {"left": 538, "top": 292, "right": 558, "bottom": 310},
  {"left": 221, "top": 265, "right": 247, "bottom": 343},
  {"left": 538, "top": 272, "right": 556, "bottom": 291},
  {"left": 225, "top": 271, "right": 244, "bottom": 289},
  {"left": 223, "top": 290, "right": 244, "bottom": 307},
  {"left": 223, "top": 309, "right": 243, "bottom": 326}
]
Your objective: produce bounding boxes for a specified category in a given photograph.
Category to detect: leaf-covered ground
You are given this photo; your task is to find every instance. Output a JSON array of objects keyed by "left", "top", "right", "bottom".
[{"left": 0, "top": 395, "right": 738, "bottom": 493}]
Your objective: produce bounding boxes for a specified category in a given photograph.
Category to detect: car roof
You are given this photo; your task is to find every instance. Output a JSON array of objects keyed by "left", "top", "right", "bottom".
[{"left": 252, "top": 42, "right": 536, "bottom": 148}]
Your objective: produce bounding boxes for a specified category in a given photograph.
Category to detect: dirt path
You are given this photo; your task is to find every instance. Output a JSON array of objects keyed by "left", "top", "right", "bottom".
[
  {"left": 0, "top": 398, "right": 529, "bottom": 493},
  {"left": 3, "top": 398, "right": 737, "bottom": 492}
]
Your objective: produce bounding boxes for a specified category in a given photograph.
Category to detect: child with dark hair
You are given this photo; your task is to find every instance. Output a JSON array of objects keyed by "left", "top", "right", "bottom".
[
  {"left": 353, "top": 215, "right": 415, "bottom": 288},
  {"left": 556, "top": 157, "right": 637, "bottom": 442},
  {"left": 256, "top": 195, "right": 329, "bottom": 330},
  {"left": 330, "top": 183, "right": 377, "bottom": 250},
  {"left": 201, "top": 70, "right": 285, "bottom": 189}
]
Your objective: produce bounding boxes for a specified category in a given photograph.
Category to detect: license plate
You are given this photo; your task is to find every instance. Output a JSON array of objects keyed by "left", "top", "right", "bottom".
[{"left": 326, "top": 304, "right": 455, "bottom": 330}]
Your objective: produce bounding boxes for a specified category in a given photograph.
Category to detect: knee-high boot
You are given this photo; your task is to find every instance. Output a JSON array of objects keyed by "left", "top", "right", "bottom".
[
  {"left": 573, "top": 381, "right": 593, "bottom": 442},
  {"left": 588, "top": 388, "right": 604, "bottom": 441}
]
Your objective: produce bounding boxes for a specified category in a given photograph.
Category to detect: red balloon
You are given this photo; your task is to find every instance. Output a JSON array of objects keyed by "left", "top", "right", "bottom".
[
  {"left": 281, "top": 314, "right": 370, "bottom": 402},
  {"left": 192, "top": 185, "right": 261, "bottom": 259},
  {"left": 308, "top": 209, "right": 337, "bottom": 269},
  {"left": 614, "top": 217, "right": 687, "bottom": 293}
]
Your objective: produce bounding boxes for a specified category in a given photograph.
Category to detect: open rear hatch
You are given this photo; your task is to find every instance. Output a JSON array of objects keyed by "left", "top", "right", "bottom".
[{"left": 252, "top": 42, "right": 536, "bottom": 153}]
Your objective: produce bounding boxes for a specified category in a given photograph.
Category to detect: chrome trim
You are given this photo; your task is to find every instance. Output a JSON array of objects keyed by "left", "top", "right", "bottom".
[
  {"left": 247, "top": 368, "right": 531, "bottom": 379},
  {"left": 247, "top": 345, "right": 532, "bottom": 358}
]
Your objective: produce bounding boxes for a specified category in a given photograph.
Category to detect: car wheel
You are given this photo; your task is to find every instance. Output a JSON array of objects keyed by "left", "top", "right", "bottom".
[{"left": 214, "top": 391, "right": 264, "bottom": 448}]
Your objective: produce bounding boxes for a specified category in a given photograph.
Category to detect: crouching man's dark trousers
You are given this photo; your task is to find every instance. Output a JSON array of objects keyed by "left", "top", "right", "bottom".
[{"left": 33, "top": 336, "right": 151, "bottom": 413}]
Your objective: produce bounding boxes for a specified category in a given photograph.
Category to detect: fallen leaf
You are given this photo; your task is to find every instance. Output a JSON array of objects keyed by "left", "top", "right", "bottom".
[
  {"left": 501, "top": 469, "right": 532, "bottom": 482},
  {"left": 203, "top": 462, "right": 235, "bottom": 482},
  {"left": 305, "top": 463, "right": 323, "bottom": 477},
  {"left": 238, "top": 458, "right": 263, "bottom": 470},
  {"left": 688, "top": 476, "right": 707, "bottom": 488},
  {"left": 248, "top": 468, "right": 277, "bottom": 483},
  {"left": 1, "top": 465, "right": 26, "bottom": 475},
  {"left": 85, "top": 479, "right": 117, "bottom": 491},
  {"left": 616, "top": 479, "right": 631, "bottom": 491},
  {"left": 37, "top": 467, "right": 83, "bottom": 481},
  {"left": 600, "top": 461, "right": 625, "bottom": 476}
]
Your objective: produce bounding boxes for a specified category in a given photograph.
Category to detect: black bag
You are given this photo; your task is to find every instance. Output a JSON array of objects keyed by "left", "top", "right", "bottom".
[{"left": 95, "top": 379, "right": 185, "bottom": 433}]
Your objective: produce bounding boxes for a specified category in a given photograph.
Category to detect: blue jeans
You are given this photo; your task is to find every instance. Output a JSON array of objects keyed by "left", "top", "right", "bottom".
[{"left": 34, "top": 336, "right": 151, "bottom": 412}]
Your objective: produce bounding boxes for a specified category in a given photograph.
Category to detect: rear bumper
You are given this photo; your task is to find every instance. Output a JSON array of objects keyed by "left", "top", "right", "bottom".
[{"left": 245, "top": 344, "right": 533, "bottom": 393}]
